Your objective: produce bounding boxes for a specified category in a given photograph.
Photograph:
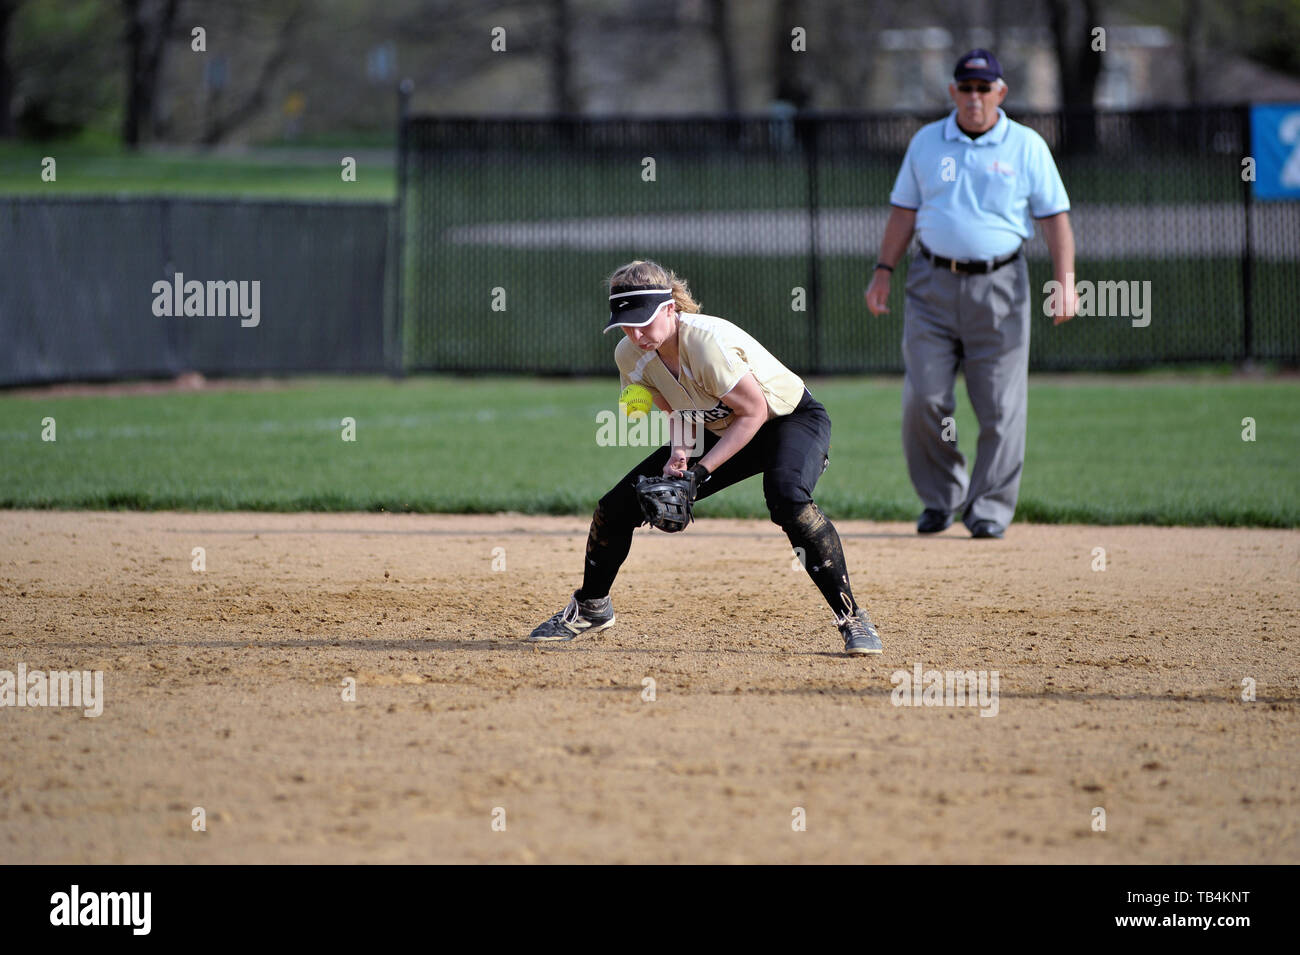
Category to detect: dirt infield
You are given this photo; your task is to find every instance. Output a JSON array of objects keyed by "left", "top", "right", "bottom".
[{"left": 1, "top": 510, "right": 1296, "bottom": 864}]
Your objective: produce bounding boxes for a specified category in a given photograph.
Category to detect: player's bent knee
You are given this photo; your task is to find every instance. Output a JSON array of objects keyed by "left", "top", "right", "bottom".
[
  {"left": 594, "top": 488, "right": 642, "bottom": 530},
  {"left": 765, "top": 470, "right": 812, "bottom": 523},
  {"left": 768, "top": 497, "right": 818, "bottom": 531}
]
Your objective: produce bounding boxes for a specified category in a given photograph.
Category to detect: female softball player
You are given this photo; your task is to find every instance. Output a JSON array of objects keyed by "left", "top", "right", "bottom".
[{"left": 526, "top": 260, "right": 883, "bottom": 656}]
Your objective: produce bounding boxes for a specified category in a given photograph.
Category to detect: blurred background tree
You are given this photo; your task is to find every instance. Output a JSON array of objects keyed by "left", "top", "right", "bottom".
[
  {"left": 7, "top": 0, "right": 121, "bottom": 140},
  {"left": 1, "top": 0, "right": 1298, "bottom": 149},
  {"left": 0, "top": 0, "right": 17, "bottom": 137}
]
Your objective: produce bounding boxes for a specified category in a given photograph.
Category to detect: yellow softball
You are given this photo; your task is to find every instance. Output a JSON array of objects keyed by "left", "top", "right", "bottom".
[{"left": 618, "top": 384, "right": 654, "bottom": 419}]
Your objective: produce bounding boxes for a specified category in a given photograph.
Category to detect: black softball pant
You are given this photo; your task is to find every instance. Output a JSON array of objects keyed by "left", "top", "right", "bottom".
[{"left": 578, "top": 391, "right": 862, "bottom": 620}]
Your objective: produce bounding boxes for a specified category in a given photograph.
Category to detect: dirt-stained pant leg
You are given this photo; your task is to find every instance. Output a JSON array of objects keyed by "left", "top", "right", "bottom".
[
  {"left": 779, "top": 500, "right": 859, "bottom": 617},
  {"left": 754, "top": 400, "right": 860, "bottom": 618},
  {"left": 902, "top": 254, "right": 969, "bottom": 513},
  {"left": 577, "top": 444, "right": 672, "bottom": 600},
  {"left": 959, "top": 256, "right": 1030, "bottom": 529}
]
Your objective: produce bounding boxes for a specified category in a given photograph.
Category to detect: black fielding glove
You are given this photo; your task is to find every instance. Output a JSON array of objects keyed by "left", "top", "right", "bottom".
[{"left": 634, "top": 472, "right": 695, "bottom": 533}]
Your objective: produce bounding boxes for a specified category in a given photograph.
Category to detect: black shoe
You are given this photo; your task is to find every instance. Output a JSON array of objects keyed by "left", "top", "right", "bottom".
[
  {"left": 527, "top": 591, "right": 615, "bottom": 641},
  {"left": 837, "top": 608, "right": 883, "bottom": 656},
  {"left": 969, "top": 520, "right": 1005, "bottom": 539},
  {"left": 916, "top": 508, "right": 952, "bottom": 534}
]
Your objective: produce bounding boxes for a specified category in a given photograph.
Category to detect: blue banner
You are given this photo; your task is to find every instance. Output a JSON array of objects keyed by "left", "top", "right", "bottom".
[{"left": 1251, "top": 103, "right": 1300, "bottom": 200}]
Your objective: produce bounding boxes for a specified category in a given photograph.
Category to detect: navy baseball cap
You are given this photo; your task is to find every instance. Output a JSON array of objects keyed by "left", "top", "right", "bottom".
[
  {"left": 604, "top": 285, "right": 673, "bottom": 334},
  {"left": 953, "top": 49, "right": 1002, "bottom": 83}
]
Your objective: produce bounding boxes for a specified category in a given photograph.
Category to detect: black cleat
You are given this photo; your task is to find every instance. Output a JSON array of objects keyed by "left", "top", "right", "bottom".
[
  {"left": 838, "top": 608, "right": 883, "bottom": 656},
  {"left": 969, "top": 520, "right": 1005, "bottom": 539},
  {"left": 527, "top": 591, "right": 616, "bottom": 642},
  {"left": 916, "top": 508, "right": 953, "bottom": 534}
]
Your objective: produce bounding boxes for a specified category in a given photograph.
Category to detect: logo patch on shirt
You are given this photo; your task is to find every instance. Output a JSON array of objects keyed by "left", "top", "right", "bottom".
[
  {"left": 680, "top": 401, "right": 733, "bottom": 423},
  {"left": 988, "top": 160, "right": 1016, "bottom": 177}
]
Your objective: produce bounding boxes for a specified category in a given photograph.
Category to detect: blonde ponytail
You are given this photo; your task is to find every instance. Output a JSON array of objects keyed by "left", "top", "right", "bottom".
[{"left": 607, "top": 260, "right": 701, "bottom": 314}]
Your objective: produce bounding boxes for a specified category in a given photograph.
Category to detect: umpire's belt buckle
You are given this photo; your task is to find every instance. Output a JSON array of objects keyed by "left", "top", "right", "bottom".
[{"left": 950, "top": 258, "right": 959, "bottom": 274}]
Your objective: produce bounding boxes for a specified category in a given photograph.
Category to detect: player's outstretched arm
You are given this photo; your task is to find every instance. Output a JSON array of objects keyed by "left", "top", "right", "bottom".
[{"left": 692, "top": 372, "right": 768, "bottom": 475}]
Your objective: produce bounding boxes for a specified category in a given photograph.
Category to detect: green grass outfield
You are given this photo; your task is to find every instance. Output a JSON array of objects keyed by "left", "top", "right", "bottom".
[
  {"left": 0, "top": 138, "right": 1236, "bottom": 203},
  {"left": 2, "top": 375, "right": 1295, "bottom": 527},
  {"left": 0, "top": 140, "right": 395, "bottom": 200}
]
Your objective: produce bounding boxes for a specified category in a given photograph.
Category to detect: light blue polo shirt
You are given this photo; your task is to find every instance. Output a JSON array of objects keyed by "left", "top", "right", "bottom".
[{"left": 889, "top": 108, "right": 1070, "bottom": 261}]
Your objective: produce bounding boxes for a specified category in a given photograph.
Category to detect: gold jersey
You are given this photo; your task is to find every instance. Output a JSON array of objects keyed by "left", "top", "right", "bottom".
[{"left": 614, "top": 313, "right": 806, "bottom": 434}]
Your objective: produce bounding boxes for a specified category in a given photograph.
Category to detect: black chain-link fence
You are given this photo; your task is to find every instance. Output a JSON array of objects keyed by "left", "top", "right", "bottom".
[
  {"left": 0, "top": 197, "right": 395, "bottom": 387},
  {"left": 4, "top": 108, "right": 1295, "bottom": 388},
  {"left": 398, "top": 107, "right": 1299, "bottom": 374}
]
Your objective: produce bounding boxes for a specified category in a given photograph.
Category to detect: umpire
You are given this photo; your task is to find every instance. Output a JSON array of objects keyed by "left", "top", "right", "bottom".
[{"left": 865, "top": 49, "right": 1078, "bottom": 539}]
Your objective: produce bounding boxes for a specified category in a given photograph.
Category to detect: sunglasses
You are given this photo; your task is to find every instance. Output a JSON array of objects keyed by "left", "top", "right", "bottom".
[{"left": 957, "top": 83, "right": 994, "bottom": 93}]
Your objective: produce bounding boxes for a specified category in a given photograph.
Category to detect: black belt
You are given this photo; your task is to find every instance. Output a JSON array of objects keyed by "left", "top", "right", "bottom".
[{"left": 919, "top": 243, "right": 1020, "bottom": 275}]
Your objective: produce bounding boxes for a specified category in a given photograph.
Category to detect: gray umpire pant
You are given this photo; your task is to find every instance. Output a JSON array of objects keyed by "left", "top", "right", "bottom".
[{"left": 901, "top": 251, "right": 1030, "bottom": 530}]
